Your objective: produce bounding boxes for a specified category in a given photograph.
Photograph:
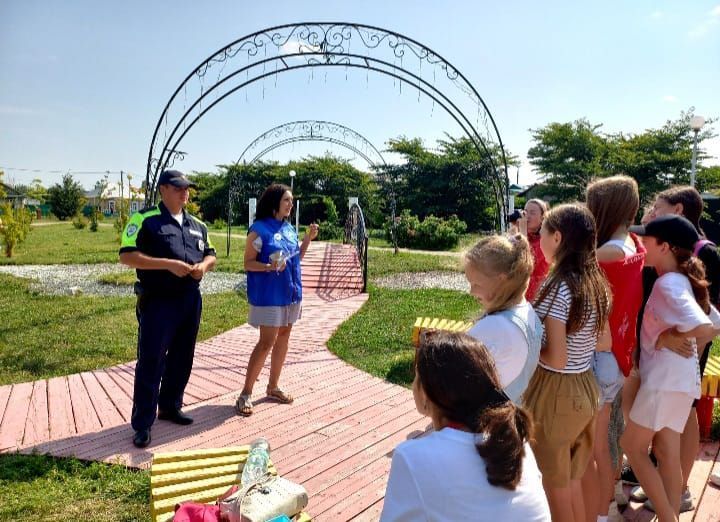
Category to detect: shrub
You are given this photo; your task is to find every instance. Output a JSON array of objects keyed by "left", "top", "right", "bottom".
[
  {"left": 89, "top": 207, "right": 101, "bottom": 232},
  {"left": 385, "top": 210, "right": 467, "bottom": 250},
  {"left": 72, "top": 215, "right": 87, "bottom": 230},
  {"left": 317, "top": 196, "right": 343, "bottom": 240},
  {"left": 211, "top": 218, "right": 226, "bottom": 230},
  {"left": 0, "top": 204, "right": 33, "bottom": 257}
]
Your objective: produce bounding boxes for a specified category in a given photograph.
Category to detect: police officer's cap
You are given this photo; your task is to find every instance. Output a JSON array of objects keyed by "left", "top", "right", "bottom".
[{"left": 158, "top": 170, "right": 197, "bottom": 188}]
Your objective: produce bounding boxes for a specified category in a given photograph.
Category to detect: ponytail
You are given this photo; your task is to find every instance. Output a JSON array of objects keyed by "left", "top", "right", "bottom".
[
  {"left": 471, "top": 402, "right": 533, "bottom": 490},
  {"left": 674, "top": 247, "right": 710, "bottom": 314}
]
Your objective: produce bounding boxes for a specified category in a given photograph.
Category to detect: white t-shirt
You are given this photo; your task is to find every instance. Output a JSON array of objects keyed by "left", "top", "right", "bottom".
[
  {"left": 381, "top": 428, "right": 550, "bottom": 521},
  {"left": 534, "top": 280, "right": 599, "bottom": 373},
  {"left": 171, "top": 212, "right": 183, "bottom": 226},
  {"left": 467, "top": 301, "right": 536, "bottom": 387},
  {"left": 639, "top": 272, "right": 720, "bottom": 398}
]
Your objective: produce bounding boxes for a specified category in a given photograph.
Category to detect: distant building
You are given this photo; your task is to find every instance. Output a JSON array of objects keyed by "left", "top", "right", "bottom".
[
  {"left": 85, "top": 182, "right": 145, "bottom": 215},
  {"left": 0, "top": 183, "right": 41, "bottom": 208}
]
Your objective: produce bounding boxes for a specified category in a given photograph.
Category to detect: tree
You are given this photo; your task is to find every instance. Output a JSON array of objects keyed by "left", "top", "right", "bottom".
[
  {"left": 375, "top": 136, "right": 517, "bottom": 231},
  {"left": 0, "top": 203, "right": 32, "bottom": 257},
  {"left": 0, "top": 170, "right": 6, "bottom": 198},
  {"left": 527, "top": 119, "right": 608, "bottom": 202},
  {"left": 47, "top": 174, "right": 86, "bottom": 220},
  {"left": 28, "top": 178, "right": 48, "bottom": 203}
]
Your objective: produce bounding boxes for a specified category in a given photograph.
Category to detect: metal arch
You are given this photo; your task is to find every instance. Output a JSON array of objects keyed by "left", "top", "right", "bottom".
[
  {"left": 145, "top": 22, "right": 510, "bottom": 226},
  {"left": 236, "top": 120, "right": 387, "bottom": 167}
]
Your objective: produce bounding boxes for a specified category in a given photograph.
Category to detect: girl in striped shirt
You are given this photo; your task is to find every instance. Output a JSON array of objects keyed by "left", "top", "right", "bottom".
[{"left": 524, "top": 203, "right": 611, "bottom": 522}]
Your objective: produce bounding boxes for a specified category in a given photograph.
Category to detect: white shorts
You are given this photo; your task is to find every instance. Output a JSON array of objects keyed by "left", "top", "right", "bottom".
[
  {"left": 248, "top": 302, "right": 302, "bottom": 328},
  {"left": 629, "top": 386, "right": 694, "bottom": 433}
]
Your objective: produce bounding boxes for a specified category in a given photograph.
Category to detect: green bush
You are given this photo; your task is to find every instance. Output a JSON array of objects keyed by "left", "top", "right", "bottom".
[
  {"left": 316, "top": 196, "right": 343, "bottom": 240},
  {"left": 211, "top": 218, "right": 226, "bottom": 230},
  {"left": 89, "top": 207, "right": 101, "bottom": 232},
  {"left": 385, "top": 210, "right": 467, "bottom": 250},
  {"left": 0, "top": 204, "right": 33, "bottom": 257},
  {"left": 72, "top": 215, "right": 87, "bottom": 230}
]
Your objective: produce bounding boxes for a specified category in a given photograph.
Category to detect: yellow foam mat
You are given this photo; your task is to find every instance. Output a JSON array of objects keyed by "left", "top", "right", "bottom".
[
  {"left": 411, "top": 317, "right": 473, "bottom": 347},
  {"left": 150, "top": 445, "right": 311, "bottom": 522},
  {"left": 702, "top": 354, "right": 720, "bottom": 397}
]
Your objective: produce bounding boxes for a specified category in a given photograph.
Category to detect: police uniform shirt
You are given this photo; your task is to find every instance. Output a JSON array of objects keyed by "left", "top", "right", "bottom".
[{"left": 120, "top": 202, "right": 216, "bottom": 295}]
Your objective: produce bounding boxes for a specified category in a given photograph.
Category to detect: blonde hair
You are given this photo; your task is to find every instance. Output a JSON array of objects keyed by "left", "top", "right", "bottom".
[{"left": 464, "top": 234, "right": 534, "bottom": 314}]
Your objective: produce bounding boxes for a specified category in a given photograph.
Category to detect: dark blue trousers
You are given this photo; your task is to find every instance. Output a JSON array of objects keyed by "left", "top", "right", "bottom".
[{"left": 131, "top": 289, "right": 202, "bottom": 431}]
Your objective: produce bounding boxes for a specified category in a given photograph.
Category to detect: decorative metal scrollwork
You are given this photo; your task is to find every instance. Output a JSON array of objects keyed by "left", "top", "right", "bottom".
[
  {"left": 344, "top": 202, "right": 368, "bottom": 292},
  {"left": 145, "top": 22, "right": 510, "bottom": 225}
]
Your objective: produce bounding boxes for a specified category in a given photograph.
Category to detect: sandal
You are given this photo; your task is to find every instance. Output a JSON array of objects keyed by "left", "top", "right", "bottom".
[
  {"left": 266, "top": 387, "right": 294, "bottom": 404},
  {"left": 235, "top": 394, "right": 253, "bottom": 416}
]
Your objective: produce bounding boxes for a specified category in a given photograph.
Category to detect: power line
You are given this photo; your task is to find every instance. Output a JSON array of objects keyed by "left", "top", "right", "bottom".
[{"left": 0, "top": 166, "right": 132, "bottom": 175}]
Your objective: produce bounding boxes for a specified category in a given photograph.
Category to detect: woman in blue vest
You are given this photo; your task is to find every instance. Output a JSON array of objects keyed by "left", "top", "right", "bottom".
[{"left": 235, "top": 183, "right": 318, "bottom": 416}]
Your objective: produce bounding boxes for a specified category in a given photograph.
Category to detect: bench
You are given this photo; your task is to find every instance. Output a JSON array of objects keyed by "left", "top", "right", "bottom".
[
  {"left": 411, "top": 317, "right": 473, "bottom": 347},
  {"left": 698, "top": 354, "right": 720, "bottom": 439},
  {"left": 149, "top": 446, "right": 312, "bottom": 522}
]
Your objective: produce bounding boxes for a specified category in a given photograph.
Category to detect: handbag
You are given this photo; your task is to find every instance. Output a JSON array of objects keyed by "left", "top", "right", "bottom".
[{"left": 217, "top": 474, "right": 308, "bottom": 522}]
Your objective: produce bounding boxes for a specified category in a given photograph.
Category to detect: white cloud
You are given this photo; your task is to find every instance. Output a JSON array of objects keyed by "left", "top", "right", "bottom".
[
  {"left": 0, "top": 105, "right": 37, "bottom": 115},
  {"left": 280, "top": 40, "right": 321, "bottom": 55},
  {"left": 689, "top": 5, "right": 720, "bottom": 38}
]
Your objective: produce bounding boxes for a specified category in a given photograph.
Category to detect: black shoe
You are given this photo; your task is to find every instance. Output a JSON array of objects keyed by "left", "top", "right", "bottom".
[
  {"left": 621, "top": 465, "right": 639, "bottom": 485},
  {"left": 133, "top": 429, "right": 151, "bottom": 448},
  {"left": 158, "top": 409, "right": 194, "bottom": 425}
]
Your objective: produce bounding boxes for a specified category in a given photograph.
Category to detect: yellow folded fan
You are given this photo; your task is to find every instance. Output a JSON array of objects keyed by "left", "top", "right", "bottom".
[{"left": 411, "top": 317, "right": 473, "bottom": 347}]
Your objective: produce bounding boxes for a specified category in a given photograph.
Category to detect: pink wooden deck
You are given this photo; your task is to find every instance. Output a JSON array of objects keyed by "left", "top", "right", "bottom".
[{"left": 1, "top": 241, "right": 719, "bottom": 520}]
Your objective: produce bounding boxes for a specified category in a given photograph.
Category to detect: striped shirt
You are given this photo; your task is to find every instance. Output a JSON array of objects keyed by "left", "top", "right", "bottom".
[{"left": 535, "top": 280, "right": 599, "bottom": 373}]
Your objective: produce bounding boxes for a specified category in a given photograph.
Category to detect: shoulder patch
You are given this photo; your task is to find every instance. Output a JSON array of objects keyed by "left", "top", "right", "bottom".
[{"left": 126, "top": 224, "right": 139, "bottom": 236}]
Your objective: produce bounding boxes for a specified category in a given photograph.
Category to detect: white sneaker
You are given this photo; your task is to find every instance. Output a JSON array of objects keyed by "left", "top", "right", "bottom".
[
  {"left": 630, "top": 485, "right": 647, "bottom": 502},
  {"left": 607, "top": 500, "right": 623, "bottom": 522},
  {"left": 710, "top": 471, "right": 720, "bottom": 487},
  {"left": 643, "top": 489, "right": 694, "bottom": 513},
  {"left": 614, "top": 481, "right": 629, "bottom": 506}
]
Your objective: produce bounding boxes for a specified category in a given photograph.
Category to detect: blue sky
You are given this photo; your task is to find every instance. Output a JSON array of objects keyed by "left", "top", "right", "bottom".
[{"left": 1, "top": 1, "right": 719, "bottom": 190}]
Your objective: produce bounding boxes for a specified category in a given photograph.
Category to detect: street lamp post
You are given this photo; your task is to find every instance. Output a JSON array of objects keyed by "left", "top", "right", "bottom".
[
  {"left": 289, "top": 169, "right": 296, "bottom": 192},
  {"left": 289, "top": 170, "right": 297, "bottom": 231},
  {"left": 690, "top": 115, "right": 705, "bottom": 188}
]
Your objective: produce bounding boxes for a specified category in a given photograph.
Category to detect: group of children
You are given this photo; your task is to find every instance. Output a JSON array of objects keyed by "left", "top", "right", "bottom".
[{"left": 381, "top": 179, "right": 720, "bottom": 522}]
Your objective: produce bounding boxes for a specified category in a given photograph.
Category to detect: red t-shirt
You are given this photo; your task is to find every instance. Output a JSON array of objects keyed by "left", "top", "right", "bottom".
[
  {"left": 526, "top": 233, "right": 549, "bottom": 302},
  {"left": 599, "top": 234, "right": 646, "bottom": 376}
]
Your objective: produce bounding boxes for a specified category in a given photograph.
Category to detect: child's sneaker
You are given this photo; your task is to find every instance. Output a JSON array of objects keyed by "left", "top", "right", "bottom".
[
  {"left": 710, "top": 471, "right": 720, "bottom": 487},
  {"left": 630, "top": 485, "right": 647, "bottom": 502},
  {"left": 607, "top": 500, "right": 623, "bottom": 522},
  {"left": 643, "top": 489, "right": 694, "bottom": 513},
  {"left": 620, "top": 464, "right": 640, "bottom": 485},
  {"left": 614, "top": 480, "right": 629, "bottom": 507}
]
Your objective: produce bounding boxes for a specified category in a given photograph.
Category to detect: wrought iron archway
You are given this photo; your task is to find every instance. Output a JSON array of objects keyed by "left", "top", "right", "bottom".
[
  {"left": 225, "top": 119, "right": 393, "bottom": 256},
  {"left": 145, "top": 22, "right": 510, "bottom": 226}
]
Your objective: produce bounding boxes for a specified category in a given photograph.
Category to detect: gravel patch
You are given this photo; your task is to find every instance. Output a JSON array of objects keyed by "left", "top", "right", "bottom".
[
  {"left": 373, "top": 271, "right": 469, "bottom": 292},
  {"left": 0, "top": 264, "right": 246, "bottom": 296}
]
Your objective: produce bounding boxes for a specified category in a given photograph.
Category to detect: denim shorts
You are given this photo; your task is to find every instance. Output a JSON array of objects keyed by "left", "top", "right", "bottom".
[{"left": 592, "top": 351, "right": 624, "bottom": 404}]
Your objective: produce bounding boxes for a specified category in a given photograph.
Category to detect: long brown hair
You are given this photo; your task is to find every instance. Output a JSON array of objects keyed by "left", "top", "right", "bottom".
[
  {"left": 534, "top": 204, "right": 611, "bottom": 335},
  {"left": 586, "top": 175, "right": 640, "bottom": 246},
  {"left": 657, "top": 185, "right": 704, "bottom": 233},
  {"left": 416, "top": 331, "right": 532, "bottom": 490},
  {"left": 672, "top": 247, "right": 711, "bottom": 314},
  {"left": 464, "top": 234, "right": 534, "bottom": 314}
]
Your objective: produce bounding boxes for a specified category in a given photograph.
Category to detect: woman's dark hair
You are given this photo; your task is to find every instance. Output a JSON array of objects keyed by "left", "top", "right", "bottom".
[
  {"left": 534, "top": 203, "right": 611, "bottom": 335},
  {"left": 672, "top": 247, "right": 711, "bottom": 314},
  {"left": 415, "top": 331, "right": 532, "bottom": 490},
  {"left": 255, "top": 183, "right": 291, "bottom": 221},
  {"left": 657, "top": 185, "right": 704, "bottom": 234}
]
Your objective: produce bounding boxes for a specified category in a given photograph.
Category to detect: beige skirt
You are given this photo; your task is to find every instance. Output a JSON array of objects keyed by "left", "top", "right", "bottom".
[{"left": 248, "top": 302, "right": 302, "bottom": 328}]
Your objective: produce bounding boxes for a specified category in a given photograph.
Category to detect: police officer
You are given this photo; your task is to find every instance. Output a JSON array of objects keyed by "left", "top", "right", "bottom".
[{"left": 119, "top": 169, "right": 216, "bottom": 448}]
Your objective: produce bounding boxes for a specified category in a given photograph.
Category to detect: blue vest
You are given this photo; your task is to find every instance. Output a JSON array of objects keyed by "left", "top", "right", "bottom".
[
  {"left": 246, "top": 218, "right": 302, "bottom": 306},
  {"left": 493, "top": 305, "right": 543, "bottom": 403}
]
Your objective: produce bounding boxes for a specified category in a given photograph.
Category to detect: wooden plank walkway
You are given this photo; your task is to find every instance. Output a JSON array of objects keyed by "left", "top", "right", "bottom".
[{"left": 1, "top": 241, "right": 719, "bottom": 519}]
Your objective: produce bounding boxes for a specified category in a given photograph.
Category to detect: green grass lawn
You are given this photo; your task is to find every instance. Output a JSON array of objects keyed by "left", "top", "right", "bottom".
[
  {"left": 0, "top": 274, "right": 248, "bottom": 385},
  {"left": 327, "top": 285, "right": 478, "bottom": 386},
  {"left": 0, "top": 453, "right": 150, "bottom": 521}
]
